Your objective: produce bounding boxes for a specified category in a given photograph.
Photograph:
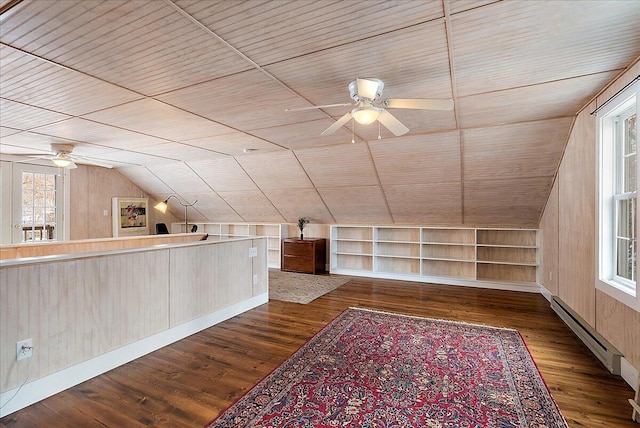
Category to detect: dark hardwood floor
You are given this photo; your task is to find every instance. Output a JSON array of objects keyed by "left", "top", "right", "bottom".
[{"left": 1, "top": 277, "right": 636, "bottom": 427}]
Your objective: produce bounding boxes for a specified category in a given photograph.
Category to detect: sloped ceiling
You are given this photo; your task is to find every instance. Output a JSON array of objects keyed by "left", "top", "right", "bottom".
[{"left": 1, "top": 0, "right": 639, "bottom": 227}]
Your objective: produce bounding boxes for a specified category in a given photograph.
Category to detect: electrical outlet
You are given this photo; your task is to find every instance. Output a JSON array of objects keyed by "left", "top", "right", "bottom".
[
  {"left": 249, "top": 247, "right": 257, "bottom": 257},
  {"left": 16, "top": 338, "right": 33, "bottom": 361}
]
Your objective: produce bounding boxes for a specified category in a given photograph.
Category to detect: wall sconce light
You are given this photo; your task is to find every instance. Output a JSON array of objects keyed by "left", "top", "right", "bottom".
[{"left": 154, "top": 195, "right": 198, "bottom": 233}]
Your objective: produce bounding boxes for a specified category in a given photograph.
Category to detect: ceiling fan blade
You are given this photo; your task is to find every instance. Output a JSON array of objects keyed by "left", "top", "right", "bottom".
[
  {"left": 377, "top": 110, "right": 409, "bottom": 136},
  {"left": 383, "top": 98, "right": 454, "bottom": 111},
  {"left": 72, "top": 157, "right": 113, "bottom": 169},
  {"left": 320, "top": 111, "right": 353, "bottom": 136},
  {"left": 285, "top": 103, "right": 352, "bottom": 112},
  {"left": 356, "top": 78, "right": 381, "bottom": 100}
]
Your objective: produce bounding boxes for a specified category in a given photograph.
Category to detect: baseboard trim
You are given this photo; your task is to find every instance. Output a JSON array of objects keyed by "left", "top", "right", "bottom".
[
  {"left": 621, "top": 356, "right": 640, "bottom": 392},
  {"left": 0, "top": 293, "right": 268, "bottom": 417},
  {"left": 330, "top": 269, "right": 541, "bottom": 293}
]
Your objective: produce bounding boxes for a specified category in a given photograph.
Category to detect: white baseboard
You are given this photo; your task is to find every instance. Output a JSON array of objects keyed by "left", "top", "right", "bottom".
[
  {"left": 621, "top": 356, "right": 640, "bottom": 392},
  {"left": 539, "top": 284, "right": 553, "bottom": 302},
  {"left": 0, "top": 293, "right": 268, "bottom": 418}
]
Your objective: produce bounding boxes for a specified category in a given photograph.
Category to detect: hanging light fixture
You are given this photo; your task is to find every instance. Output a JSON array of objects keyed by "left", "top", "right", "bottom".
[
  {"left": 351, "top": 106, "right": 382, "bottom": 125},
  {"left": 51, "top": 153, "right": 73, "bottom": 168}
]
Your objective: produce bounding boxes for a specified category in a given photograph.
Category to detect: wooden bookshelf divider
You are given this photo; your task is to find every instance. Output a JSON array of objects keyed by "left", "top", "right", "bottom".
[
  {"left": 330, "top": 225, "right": 539, "bottom": 292},
  {"left": 173, "top": 223, "right": 288, "bottom": 269}
]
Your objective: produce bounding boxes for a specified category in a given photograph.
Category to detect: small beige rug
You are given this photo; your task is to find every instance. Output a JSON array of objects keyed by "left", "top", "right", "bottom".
[{"left": 269, "top": 269, "right": 351, "bottom": 304}]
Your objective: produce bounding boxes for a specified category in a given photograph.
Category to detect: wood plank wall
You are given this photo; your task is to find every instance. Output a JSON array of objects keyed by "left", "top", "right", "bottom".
[
  {"left": 69, "top": 165, "right": 179, "bottom": 240},
  {"left": 540, "top": 60, "right": 640, "bottom": 370},
  {"left": 558, "top": 100, "right": 597, "bottom": 326},
  {"left": 540, "top": 179, "right": 559, "bottom": 294},
  {"left": 0, "top": 233, "right": 207, "bottom": 260},
  {"left": 0, "top": 237, "right": 266, "bottom": 394}
]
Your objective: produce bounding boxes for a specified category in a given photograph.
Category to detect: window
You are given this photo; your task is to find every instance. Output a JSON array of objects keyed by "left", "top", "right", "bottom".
[
  {"left": 21, "top": 171, "right": 58, "bottom": 241},
  {"left": 7, "top": 162, "right": 67, "bottom": 244},
  {"left": 597, "top": 78, "right": 639, "bottom": 311}
]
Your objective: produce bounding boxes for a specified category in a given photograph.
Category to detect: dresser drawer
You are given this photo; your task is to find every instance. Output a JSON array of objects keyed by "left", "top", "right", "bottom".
[
  {"left": 282, "top": 255, "right": 313, "bottom": 272},
  {"left": 283, "top": 240, "right": 314, "bottom": 257}
]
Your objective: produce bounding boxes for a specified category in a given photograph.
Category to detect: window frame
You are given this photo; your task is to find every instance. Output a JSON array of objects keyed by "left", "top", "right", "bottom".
[{"left": 596, "top": 79, "right": 640, "bottom": 312}]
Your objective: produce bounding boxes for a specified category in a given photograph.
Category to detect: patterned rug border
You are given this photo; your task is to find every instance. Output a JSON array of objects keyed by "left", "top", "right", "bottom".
[{"left": 206, "top": 307, "right": 569, "bottom": 428}]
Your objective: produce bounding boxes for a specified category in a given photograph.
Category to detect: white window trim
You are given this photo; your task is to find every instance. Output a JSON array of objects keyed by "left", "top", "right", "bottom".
[
  {"left": 596, "top": 79, "right": 640, "bottom": 312},
  {"left": 0, "top": 157, "right": 70, "bottom": 244}
]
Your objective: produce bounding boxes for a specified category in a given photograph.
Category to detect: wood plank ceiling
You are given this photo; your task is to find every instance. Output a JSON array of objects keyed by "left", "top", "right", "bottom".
[{"left": 1, "top": 0, "right": 639, "bottom": 227}]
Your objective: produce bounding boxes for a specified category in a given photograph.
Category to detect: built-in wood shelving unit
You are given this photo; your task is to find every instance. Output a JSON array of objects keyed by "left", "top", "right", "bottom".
[
  {"left": 330, "top": 225, "right": 539, "bottom": 292},
  {"left": 172, "top": 223, "right": 288, "bottom": 268}
]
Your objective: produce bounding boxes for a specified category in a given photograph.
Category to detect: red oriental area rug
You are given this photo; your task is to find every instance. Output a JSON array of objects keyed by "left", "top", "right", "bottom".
[{"left": 206, "top": 308, "right": 568, "bottom": 428}]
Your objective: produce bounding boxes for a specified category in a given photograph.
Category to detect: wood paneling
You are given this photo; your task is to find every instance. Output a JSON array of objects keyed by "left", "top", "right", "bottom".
[
  {"left": 1, "top": 277, "right": 636, "bottom": 427},
  {"left": 596, "top": 58, "right": 640, "bottom": 108},
  {"left": 69, "top": 165, "right": 179, "bottom": 240},
  {"left": 463, "top": 118, "right": 572, "bottom": 181},
  {"left": 157, "top": 70, "right": 323, "bottom": 131},
  {"left": 183, "top": 0, "right": 444, "bottom": 66},
  {"left": 295, "top": 143, "right": 379, "bottom": 188},
  {"left": 1, "top": 237, "right": 262, "bottom": 399},
  {"left": 134, "top": 142, "right": 226, "bottom": 163},
  {"left": 0, "top": 98, "right": 71, "bottom": 131},
  {"left": 2, "top": 1, "right": 640, "bottom": 228},
  {"left": 252, "top": 237, "right": 268, "bottom": 296},
  {"left": 540, "top": 178, "right": 559, "bottom": 294},
  {"left": 249, "top": 119, "right": 354, "bottom": 150},
  {"left": 181, "top": 132, "right": 284, "bottom": 156},
  {"left": 0, "top": 250, "right": 170, "bottom": 392},
  {"left": 458, "top": 71, "right": 620, "bottom": 129},
  {"left": 384, "top": 182, "right": 462, "bottom": 224},
  {"left": 0, "top": 45, "right": 142, "bottom": 116},
  {"left": 558, "top": 103, "right": 596, "bottom": 327},
  {"left": 596, "top": 290, "right": 640, "bottom": 370},
  {"left": 179, "top": 192, "right": 243, "bottom": 223},
  {"left": 262, "top": 188, "right": 334, "bottom": 224},
  {"left": 318, "top": 186, "right": 392, "bottom": 224},
  {"left": 145, "top": 162, "right": 211, "bottom": 194},
  {"left": 0, "top": 234, "right": 206, "bottom": 260},
  {"left": 237, "top": 151, "right": 313, "bottom": 190},
  {"left": 452, "top": 1, "right": 640, "bottom": 96},
  {"left": 369, "top": 131, "right": 461, "bottom": 185},
  {"left": 116, "top": 166, "right": 175, "bottom": 196},
  {"left": 187, "top": 158, "right": 258, "bottom": 192},
  {"left": 33, "top": 118, "right": 168, "bottom": 151},
  {"left": 83, "top": 99, "right": 235, "bottom": 141},
  {"left": 169, "top": 241, "right": 253, "bottom": 326},
  {"left": 0, "top": 0, "right": 252, "bottom": 95},
  {"left": 464, "top": 177, "right": 551, "bottom": 227},
  {"left": 216, "top": 191, "right": 285, "bottom": 223}
]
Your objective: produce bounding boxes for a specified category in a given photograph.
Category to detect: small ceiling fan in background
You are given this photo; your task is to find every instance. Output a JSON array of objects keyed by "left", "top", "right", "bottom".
[
  {"left": 26, "top": 143, "right": 113, "bottom": 169},
  {"left": 286, "top": 78, "right": 454, "bottom": 137}
]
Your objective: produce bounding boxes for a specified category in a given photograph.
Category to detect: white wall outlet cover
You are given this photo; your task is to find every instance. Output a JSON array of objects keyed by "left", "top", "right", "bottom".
[
  {"left": 249, "top": 247, "right": 257, "bottom": 257},
  {"left": 16, "top": 338, "right": 33, "bottom": 361}
]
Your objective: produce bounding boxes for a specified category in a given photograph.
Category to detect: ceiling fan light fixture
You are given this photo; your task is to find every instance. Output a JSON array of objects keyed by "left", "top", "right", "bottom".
[
  {"left": 52, "top": 153, "right": 72, "bottom": 168},
  {"left": 351, "top": 106, "right": 382, "bottom": 125}
]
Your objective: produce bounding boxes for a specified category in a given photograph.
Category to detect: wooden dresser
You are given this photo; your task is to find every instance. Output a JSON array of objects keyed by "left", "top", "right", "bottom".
[{"left": 281, "top": 238, "right": 326, "bottom": 274}]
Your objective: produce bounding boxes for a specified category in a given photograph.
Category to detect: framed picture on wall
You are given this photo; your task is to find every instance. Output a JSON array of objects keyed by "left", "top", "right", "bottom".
[{"left": 112, "top": 197, "right": 149, "bottom": 237}]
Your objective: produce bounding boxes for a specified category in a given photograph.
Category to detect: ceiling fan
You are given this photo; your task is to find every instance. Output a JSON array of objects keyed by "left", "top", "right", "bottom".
[
  {"left": 27, "top": 143, "right": 114, "bottom": 169},
  {"left": 286, "top": 78, "right": 454, "bottom": 137}
]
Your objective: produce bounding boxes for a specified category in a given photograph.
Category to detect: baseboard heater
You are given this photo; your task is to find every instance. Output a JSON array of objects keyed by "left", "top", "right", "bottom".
[{"left": 551, "top": 297, "right": 622, "bottom": 374}]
